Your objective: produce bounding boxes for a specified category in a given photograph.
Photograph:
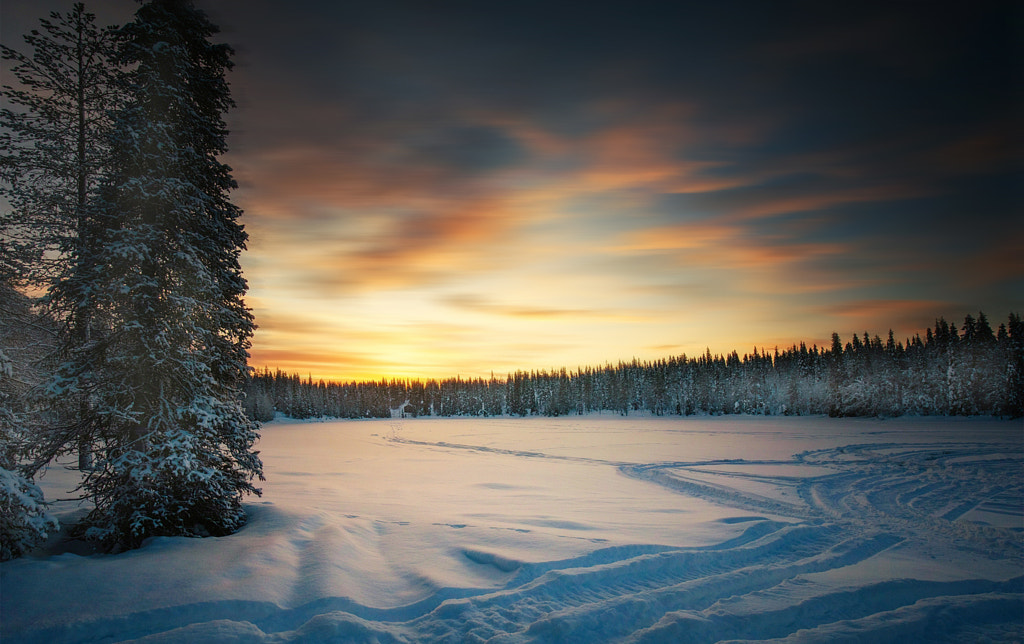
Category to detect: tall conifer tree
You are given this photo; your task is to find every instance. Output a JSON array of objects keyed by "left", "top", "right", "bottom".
[
  {"left": 1, "top": 3, "right": 120, "bottom": 288},
  {"left": 1, "top": 3, "right": 122, "bottom": 473},
  {"left": 2, "top": 1, "right": 122, "bottom": 555},
  {"left": 50, "top": 0, "right": 262, "bottom": 551}
]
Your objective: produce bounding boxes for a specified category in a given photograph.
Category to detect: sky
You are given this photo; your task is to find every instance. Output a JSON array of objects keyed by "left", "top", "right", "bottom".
[{"left": 3, "top": 1, "right": 1022, "bottom": 381}]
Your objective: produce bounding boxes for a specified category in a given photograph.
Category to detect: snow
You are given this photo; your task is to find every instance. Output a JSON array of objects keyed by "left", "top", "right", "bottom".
[{"left": 2, "top": 415, "right": 1022, "bottom": 643}]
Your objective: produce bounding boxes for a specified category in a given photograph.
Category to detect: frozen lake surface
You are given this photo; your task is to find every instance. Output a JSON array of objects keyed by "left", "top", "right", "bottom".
[{"left": 3, "top": 415, "right": 1022, "bottom": 642}]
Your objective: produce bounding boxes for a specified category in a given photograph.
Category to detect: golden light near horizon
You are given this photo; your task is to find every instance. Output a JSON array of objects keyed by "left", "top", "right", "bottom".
[{"left": 238, "top": 164, "right": 994, "bottom": 385}]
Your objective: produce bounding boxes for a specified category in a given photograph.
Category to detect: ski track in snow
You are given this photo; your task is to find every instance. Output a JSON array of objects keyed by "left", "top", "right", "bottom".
[{"left": 4, "top": 419, "right": 1023, "bottom": 643}]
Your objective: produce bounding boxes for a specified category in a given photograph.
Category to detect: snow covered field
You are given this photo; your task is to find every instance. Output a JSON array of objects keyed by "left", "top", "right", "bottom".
[{"left": 3, "top": 415, "right": 1022, "bottom": 643}]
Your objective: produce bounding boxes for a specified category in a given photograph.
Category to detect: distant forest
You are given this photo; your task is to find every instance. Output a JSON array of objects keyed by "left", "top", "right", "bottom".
[{"left": 245, "top": 312, "right": 1023, "bottom": 421}]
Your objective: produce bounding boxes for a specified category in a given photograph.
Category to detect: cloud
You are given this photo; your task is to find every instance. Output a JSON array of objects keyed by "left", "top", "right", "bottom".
[
  {"left": 613, "top": 220, "right": 850, "bottom": 274},
  {"left": 442, "top": 294, "right": 625, "bottom": 321},
  {"left": 252, "top": 310, "right": 392, "bottom": 341},
  {"left": 400, "top": 125, "right": 528, "bottom": 174},
  {"left": 285, "top": 196, "right": 528, "bottom": 294},
  {"left": 248, "top": 348, "right": 382, "bottom": 378}
]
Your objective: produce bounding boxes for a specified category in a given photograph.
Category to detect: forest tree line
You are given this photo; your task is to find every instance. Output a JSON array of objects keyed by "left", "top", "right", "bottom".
[{"left": 245, "top": 312, "right": 1023, "bottom": 421}]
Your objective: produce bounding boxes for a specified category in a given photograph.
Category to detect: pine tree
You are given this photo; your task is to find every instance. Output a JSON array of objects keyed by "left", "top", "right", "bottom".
[
  {"left": 2, "top": 3, "right": 123, "bottom": 472},
  {"left": 1004, "top": 313, "right": 1024, "bottom": 417},
  {"left": 0, "top": 367, "right": 59, "bottom": 560},
  {"left": 0, "top": 278, "right": 59, "bottom": 560},
  {"left": 47, "top": 0, "right": 262, "bottom": 551},
  {"left": 1, "top": 3, "right": 120, "bottom": 288}
]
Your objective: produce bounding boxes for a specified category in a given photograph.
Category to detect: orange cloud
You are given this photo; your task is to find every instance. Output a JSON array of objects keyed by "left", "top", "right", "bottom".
[
  {"left": 442, "top": 294, "right": 645, "bottom": 321},
  {"left": 248, "top": 348, "right": 382, "bottom": 378},
  {"left": 615, "top": 221, "right": 849, "bottom": 268},
  {"left": 289, "top": 197, "right": 527, "bottom": 294},
  {"left": 608, "top": 219, "right": 893, "bottom": 303},
  {"left": 729, "top": 183, "right": 927, "bottom": 221}
]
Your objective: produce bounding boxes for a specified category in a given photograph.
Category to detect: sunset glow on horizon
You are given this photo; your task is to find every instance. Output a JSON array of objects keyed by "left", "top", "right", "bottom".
[{"left": 5, "top": 1, "right": 1022, "bottom": 382}]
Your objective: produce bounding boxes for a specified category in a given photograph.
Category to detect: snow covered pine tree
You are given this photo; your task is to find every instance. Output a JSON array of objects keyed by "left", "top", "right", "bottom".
[
  {"left": 1, "top": 3, "right": 123, "bottom": 476},
  {"left": 52, "top": 0, "right": 263, "bottom": 552},
  {"left": 0, "top": 3, "right": 119, "bottom": 289},
  {"left": 0, "top": 280, "right": 58, "bottom": 561}
]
